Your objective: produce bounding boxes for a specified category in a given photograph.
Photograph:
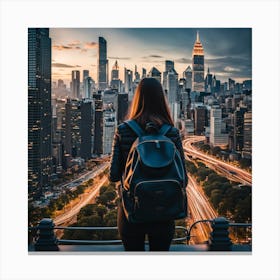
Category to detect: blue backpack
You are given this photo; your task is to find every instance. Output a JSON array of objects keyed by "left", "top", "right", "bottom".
[{"left": 120, "top": 120, "right": 187, "bottom": 223}]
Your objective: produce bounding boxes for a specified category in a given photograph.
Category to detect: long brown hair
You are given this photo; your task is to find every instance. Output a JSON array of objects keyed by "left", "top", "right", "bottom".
[{"left": 127, "top": 77, "right": 174, "bottom": 127}]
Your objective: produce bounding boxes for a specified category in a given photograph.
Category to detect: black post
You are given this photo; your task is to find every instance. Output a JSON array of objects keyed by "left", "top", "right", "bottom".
[
  {"left": 34, "top": 218, "right": 59, "bottom": 251},
  {"left": 208, "top": 217, "right": 232, "bottom": 251}
]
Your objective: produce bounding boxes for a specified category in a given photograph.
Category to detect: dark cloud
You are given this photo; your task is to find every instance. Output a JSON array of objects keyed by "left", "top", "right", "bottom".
[
  {"left": 175, "top": 58, "right": 192, "bottom": 64},
  {"left": 53, "top": 45, "right": 73, "bottom": 51},
  {"left": 108, "top": 56, "right": 131, "bottom": 60},
  {"left": 205, "top": 56, "right": 251, "bottom": 79},
  {"left": 53, "top": 40, "right": 83, "bottom": 51},
  {"left": 149, "top": 55, "right": 163, "bottom": 58},
  {"left": 52, "top": 63, "right": 81, "bottom": 68}
]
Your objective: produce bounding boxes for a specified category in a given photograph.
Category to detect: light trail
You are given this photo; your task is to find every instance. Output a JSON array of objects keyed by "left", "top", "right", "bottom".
[
  {"left": 187, "top": 175, "right": 217, "bottom": 243},
  {"left": 54, "top": 175, "right": 108, "bottom": 225}
]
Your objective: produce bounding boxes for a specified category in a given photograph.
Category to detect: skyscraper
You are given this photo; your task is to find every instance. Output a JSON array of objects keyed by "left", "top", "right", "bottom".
[
  {"left": 194, "top": 106, "right": 208, "bottom": 135},
  {"left": 124, "top": 68, "right": 133, "bottom": 100},
  {"left": 98, "top": 37, "right": 108, "bottom": 90},
  {"left": 163, "top": 60, "right": 174, "bottom": 91},
  {"left": 166, "top": 68, "right": 178, "bottom": 104},
  {"left": 205, "top": 67, "right": 213, "bottom": 93},
  {"left": 83, "top": 70, "right": 89, "bottom": 98},
  {"left": 65, "top": 99, "right": 82, "bottom": 158},
  {"left": 242, "top": 111, "right": 252, "bottom": 159},
  {"left": 210, "top": 106, "right": 228, "bottom": 148},
  {"left": 80, "top": 100, "right": 94, "bottom": 160},
  {"left": 142, "top": 68, "right": 147, "bottom": 79},
  {"left": 28, "top": 28, "right": 52, "bottom": 199},
  {"left": 117, "top": 93, "right": 128, "bottom": 124},
  {"left": 103, "top": 109, "right": 116, "bottom": 155},
  {"left": 183, "top": 65, "right": 192, "bottom": 91},
  {"left": 148, "top": 67, "right": 161, "bottom": 83},
  {"left": 93, "top": 93, "right": 103, "bottom": 155},
  {"left": 192, "top": 31, "right": 205, "bottom": 92},
  {"left": 111, "top": 61, "right": 121, "bottom": 91},
  {"left": 71, "top": 70, "right": 80, "bottom": 99}
]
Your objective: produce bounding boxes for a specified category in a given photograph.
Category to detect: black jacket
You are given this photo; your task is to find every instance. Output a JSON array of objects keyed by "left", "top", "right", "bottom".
[{"left": 109, "top": 121, "right": 188, "bottom": 185}]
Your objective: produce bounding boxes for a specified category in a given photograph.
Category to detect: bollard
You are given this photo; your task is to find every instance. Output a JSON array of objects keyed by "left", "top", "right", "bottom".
[
  {"left": 34, "top": 218, "right": 59, "bottom": 251},
  {"left": 208, "top": 217, "right": 232, "bottom": 251}
]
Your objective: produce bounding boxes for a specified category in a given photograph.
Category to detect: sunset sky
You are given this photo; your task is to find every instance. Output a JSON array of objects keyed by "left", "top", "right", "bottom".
[{"left": 50, "top": 28, "right": 252, "bottom": 86}]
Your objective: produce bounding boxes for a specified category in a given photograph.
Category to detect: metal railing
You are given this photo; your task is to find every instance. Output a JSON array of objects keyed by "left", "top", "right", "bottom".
[{"left": 28, "top": 217, "right": 252, "bottom": 251}]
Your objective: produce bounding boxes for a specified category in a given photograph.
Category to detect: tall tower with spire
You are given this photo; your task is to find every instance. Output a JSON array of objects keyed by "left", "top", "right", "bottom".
[
  {"left": 110, "top": 60, "right": 121, "bottom": 91},
  {"left": 192, "top": 31, "right": 205, "bottom": 92}
]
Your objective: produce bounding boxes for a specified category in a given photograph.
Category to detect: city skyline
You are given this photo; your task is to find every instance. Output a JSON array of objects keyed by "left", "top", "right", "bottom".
[{"left": 50, "top": 28, "right": 252, "bottom": 86}]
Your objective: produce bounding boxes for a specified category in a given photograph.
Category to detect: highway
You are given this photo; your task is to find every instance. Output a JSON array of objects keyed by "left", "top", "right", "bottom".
[
  {"left": 187, "top": 175, "right": 217, "bottom": 244},
  {"left": 58, "top": 162, "right": 110, "bottom": 191},
  {"left": 183, "top": 135, "right": 252, "bottom": 244},
  {"left": 54, "top": 163, "right": 109, "bottom": 225},
  {"left": 183, "top": 136, "right": 252, "bottom": 186}
]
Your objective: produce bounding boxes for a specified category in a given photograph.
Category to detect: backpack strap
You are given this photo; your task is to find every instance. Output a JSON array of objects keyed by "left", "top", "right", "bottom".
[
  {"left": 159, "top": 123, "right": 172, "bottom": 136},
  {"left": 124, "top": 120, "right": 145, "bottom": 137}
]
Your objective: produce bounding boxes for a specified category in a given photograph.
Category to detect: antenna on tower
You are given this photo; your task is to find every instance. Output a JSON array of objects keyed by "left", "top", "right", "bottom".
[{"left": 196, "top": 30, "right": 200, "bottom": 42}]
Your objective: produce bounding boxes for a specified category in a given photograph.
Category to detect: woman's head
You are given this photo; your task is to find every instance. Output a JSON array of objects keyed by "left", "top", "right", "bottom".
[{"left": 128, "top": 77, "right": 174, "bottom": 127}]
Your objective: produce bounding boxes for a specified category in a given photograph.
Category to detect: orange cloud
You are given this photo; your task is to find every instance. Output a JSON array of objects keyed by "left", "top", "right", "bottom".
[{"left": 84, "top": 41, "right": 97, "bottom": 49}]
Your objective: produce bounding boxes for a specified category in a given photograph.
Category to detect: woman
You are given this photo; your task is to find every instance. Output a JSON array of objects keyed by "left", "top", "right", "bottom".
[{"left": 109, "top": 77, "right": 187, "bottom": 251}]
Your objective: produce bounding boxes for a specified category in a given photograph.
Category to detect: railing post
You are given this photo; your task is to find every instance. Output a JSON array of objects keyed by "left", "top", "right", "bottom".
[
  {"left": 208, "top": 217, "right": 232, "bottom": 251},
  {"left": 34, "top": 218, "right": 59, "bottom": 251}
]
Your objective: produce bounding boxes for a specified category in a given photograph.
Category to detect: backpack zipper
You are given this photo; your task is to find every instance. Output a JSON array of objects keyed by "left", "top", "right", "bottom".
[{"left": 134, "top": 179, "right": 181, "bottom": 196}]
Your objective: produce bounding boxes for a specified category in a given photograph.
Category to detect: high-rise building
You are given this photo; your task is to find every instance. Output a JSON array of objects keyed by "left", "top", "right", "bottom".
[
  {"left": 233, "top": 107, "right": 247, "bottom": 152},
  {"left": 183, "top": 66, "right": 192, "bottom": 91},
  {"left": 71, "top": 70, "right": 80, "bottom": 99},
  {"left": 205, "top": 67, "right": 213, "bottom": 93},
  {"left": 117, "top": 93, "right": 128, "bottom": 124},
  {"left": 192, "top": 31, "right": 205, "bottom": 92},
  {"left": 111, "top": 60, "right": 119, "bottom": 80},
  {"left": 166, "top": 68, "right": 178, "bottom": 104},
  {"left": 103, "top": 89, "right": 118, "bottom": 110},
  {"left": 82, "top": 70, "right": 89, "bottom": 98},
  {"left": 80, "top": 100, "right": 94, "bottom": 160},
  {"left": 93, "top": 93, "right": 103, "bottom": 155},
  {"left": 243, "top": 80, "right": 252, "bottom": 91},
  {"left": 83, "top": 70, "right": 89, "bottom": 80},
  {"left": 64, "top": 99, "right": 94, "bottom": 160},
  {"left": 98, "top": 37, "right": 108, "bottom": 90},
  {"left": 163, "top": 60, "right": 174, "bottom": 91},
  {"left": 229, "top": 78, "right": 235, "bottom": 94},
  {"left": 210, "top": 106, "right": 228, "bottom": 148},
  {"left": 124, "top": 68, "right": 133, "bottom": 100},
  {"left": 103, "top": 109, "right": 116, "bottom": 155},
  {"left": 148, "top": 67, "right": 161, "bottom": 83},
  {"left": 52, "top": 98, "right": 66, "bottom": 170},
  {"left": 28, "top": 28, "right": 52, "bottom": 200},
  {"left": 194, "top": 106, "right": 208, "bottom": 135},
  {"left": 142, "top": 68, "right": 147, "bottom": 79},
  {"left": 134, "top": 65, "right": 140, "bottom": 81},
  {"left": 242, "top": 111, "right": 252, "bottom": 159},
  {"left": 111, "top": 61, "right": 121, "bottom": 91},
  {"left": 84, "top": 76, "right": 93, "bottom": 99},
  {"left": 65, "top": 99, "right": 82, "bottom": 158}
]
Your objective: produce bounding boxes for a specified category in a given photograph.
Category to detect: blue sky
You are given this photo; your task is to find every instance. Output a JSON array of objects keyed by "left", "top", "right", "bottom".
[{"left": 50, "top": 28, "right": 252, "bottom": 85}]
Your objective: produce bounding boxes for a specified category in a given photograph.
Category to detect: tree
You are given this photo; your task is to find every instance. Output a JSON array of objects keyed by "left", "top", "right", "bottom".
[
  {"left": 212, "top": 146, "right": 221, "bottom": 156},
  {"left": 185, "top": 160, "right": 197, "bottom": 174},
  {"left": 210, "top": 189, "right": 223, "bottom": 208},
  {"left": 196, "top": 167, "right": 211, "bottom": 182}
]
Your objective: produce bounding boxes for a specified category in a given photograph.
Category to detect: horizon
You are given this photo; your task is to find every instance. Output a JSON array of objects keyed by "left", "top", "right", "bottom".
[{"left": 50, "top": 28, "right": 252, "bottom": 87}]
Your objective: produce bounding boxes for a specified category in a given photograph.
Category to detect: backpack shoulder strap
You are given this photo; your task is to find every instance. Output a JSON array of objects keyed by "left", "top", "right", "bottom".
[
  {"left": 124, "top": 120, "right": 145, "bottom": 137},
  {"left": 159, "top": 123, "right": 172, "bottom": 136}
]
